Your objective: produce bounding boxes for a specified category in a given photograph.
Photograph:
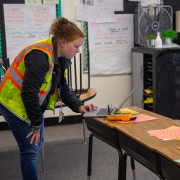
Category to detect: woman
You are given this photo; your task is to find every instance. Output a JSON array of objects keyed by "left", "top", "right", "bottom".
[{"left": 0, "top": 17, "right": 96, "bottom": 180}]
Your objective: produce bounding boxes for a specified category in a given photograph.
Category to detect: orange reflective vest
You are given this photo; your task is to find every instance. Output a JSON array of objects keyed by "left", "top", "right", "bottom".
[{"left": 0, "top": 38, "right": 59, "bottom": 123}]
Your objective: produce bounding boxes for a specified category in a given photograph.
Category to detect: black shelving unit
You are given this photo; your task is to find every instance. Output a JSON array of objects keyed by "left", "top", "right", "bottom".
[
  {"left": 132, "top": 46, "right": 180, "bottom": 119},
  {"left": 143, "top": 54, "right": 153, "bottom": 111}
]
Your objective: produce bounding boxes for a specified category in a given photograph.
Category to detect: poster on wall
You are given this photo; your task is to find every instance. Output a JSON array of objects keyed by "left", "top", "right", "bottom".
[
  {"left": 88, "top": 14, "right": 134, "bottom": 75},
  {"left": 25, "top": 0, "right": 41, "bottom": 4},
  {"left": 3, "top": 4, "right": 56, "bottom": 64},
  {"left": 85, "top": 0, "right": 123, "bottom": 11},
  {"left": 81, "top": 0, "right": 124, "bottom": 72}
]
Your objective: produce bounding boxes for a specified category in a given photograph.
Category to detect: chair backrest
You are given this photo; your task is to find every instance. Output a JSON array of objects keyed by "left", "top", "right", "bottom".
[
  {"left": 66, "top": 53, "right": 90, "bottom": 97},
  {"left": 0, "top": 57, "right": 9, "bottom": 82},
  {"left": 55, "top": 53, "right": 96, "bottom": 108}
]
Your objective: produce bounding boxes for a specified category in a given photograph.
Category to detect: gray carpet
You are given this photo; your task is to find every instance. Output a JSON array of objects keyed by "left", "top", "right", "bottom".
[{"left": 0, "top": 123, "right": 160, "bottom": 180}]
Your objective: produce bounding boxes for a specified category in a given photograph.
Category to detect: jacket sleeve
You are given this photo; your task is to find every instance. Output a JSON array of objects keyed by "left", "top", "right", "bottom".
[
  {"left": 61, "top": 75, "right": 83, "bottom": 113},
  {"left": 21, "top": 50, "right": 49, "bottom": 126}
]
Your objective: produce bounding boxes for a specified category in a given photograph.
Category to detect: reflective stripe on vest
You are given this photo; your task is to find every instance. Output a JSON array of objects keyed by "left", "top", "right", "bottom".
[{"left": 0, "top": 38, "right": 56, "bottom": 122}]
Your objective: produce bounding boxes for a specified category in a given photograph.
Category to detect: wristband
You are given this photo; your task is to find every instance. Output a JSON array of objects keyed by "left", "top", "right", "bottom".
[{"left": 31, "top": 124, "right": 41, "bottom": 133}]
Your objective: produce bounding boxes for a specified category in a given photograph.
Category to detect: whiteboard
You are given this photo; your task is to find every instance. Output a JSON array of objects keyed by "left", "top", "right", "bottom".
[
  {"left": 3, "top": 4, "right": 56, "bottom": 64},
  {"left": 88, "top": 14, "right": 134, "bottom": 75}
]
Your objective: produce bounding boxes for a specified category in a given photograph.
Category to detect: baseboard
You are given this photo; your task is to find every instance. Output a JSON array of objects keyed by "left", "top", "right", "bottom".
[
  {"left": 0, "top": 115, "right": 83, "bottom": 131},
  {"left": 44, "top": 115, "right": 83, "bottom": 126}
]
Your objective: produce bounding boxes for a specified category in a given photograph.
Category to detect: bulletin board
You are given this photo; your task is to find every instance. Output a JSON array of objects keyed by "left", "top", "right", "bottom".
[{"left": 0, "top": 0, "right": 61, "bottom": 75}]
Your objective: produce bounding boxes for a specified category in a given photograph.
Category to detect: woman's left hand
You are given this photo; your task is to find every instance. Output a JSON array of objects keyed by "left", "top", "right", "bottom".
[
  {"left": 26, "top": 129, "right": 41, "bottom": 146},
  {"left": 79, "top": 104, "right": 98, "bottom": 114}
]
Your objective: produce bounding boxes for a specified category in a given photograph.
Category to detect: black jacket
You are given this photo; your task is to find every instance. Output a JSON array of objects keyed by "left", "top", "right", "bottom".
[{"left": 21, "top": 37, "right": 83, "bottom": 126}]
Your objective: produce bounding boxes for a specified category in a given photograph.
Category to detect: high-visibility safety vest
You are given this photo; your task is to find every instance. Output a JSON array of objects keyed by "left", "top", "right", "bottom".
[{"left": 0, "top": 38, "right": 59, "bottom": 123}]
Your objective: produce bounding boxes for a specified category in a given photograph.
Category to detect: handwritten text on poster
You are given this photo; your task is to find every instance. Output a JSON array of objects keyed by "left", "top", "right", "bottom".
[{"left": 3, "top": 4, "right": 56, "bottom": 64}]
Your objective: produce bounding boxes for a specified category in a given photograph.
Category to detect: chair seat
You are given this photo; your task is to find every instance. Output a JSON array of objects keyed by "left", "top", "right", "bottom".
[{"left": 55, "top": 88, "right": 97, "bottom": 108}]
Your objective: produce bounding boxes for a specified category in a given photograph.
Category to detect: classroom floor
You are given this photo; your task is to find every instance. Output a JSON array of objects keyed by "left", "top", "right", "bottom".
[{"left": 0, "top": 122, "right": 160, "bottom": 180}]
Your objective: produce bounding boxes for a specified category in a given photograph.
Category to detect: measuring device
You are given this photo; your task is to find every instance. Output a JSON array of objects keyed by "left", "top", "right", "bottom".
[{"left": 107, "top": 113, "right": 132, "bottom": 121}]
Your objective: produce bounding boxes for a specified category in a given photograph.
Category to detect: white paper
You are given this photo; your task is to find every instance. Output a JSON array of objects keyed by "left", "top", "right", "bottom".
[
  {"left": 141, "top": 0, "right": 160, "bottom": 6},
  {"left": 76, "top": 4, "right": 115, "bottom": 23},
  {"left": 88, "top": 14, "right": 134, "bottom": 75},
  {"left": 3, "top": 4, "right": 56, "bottom": 64},
  {"left": 88, "top": 15, "right": 134, "bottom": 52},
  {"left": 43, "top": 0, "right": 59, "bottom": 4},
  {"left": 25, "top": 0, "right": 41, "bottom": 4},
  {"left": 90, "top": 50, "right": 132, "bottom": 75},
  {"left": 94, "top": 0, "right": 123, "bottom": 11}
]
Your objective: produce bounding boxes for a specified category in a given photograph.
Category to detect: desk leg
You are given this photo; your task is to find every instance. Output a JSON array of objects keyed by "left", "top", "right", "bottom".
[
  {"left": 122, "top": 152, "right": 127, "bottom": 180},
  {"left": 117, "top": 148, "right": 123, "bottom": 180},
  {"left": 87, "top": 134, "right": 93, "bottom": 178},
  {"left": 82, "top": 118, "right": 86, "bottom": 144},
  {"left": 122, "top": 153, "right": 136, "bottom": 180},
  {"left": 130, "top": 158, "right": 136, "bottom": 180}
]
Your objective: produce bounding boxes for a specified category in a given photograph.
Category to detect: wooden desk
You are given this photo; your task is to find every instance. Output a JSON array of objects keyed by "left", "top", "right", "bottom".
[
  {"left": 86, "top": 117, "right": 124, "bottom": 180},
  {"left": 114, "top": 107, "right": 180, "bottom": 180},
  {"left": 86, "top": 107, "right": 180, "bottom": 180},
  {"left": 86, "top": 114, "right": 135, "bottom": 180},
  {"left": 159, "top": 155, "right": 180, "bottom": 180}
]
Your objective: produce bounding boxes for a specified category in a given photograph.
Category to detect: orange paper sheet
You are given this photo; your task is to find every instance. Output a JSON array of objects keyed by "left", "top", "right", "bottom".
[
  {"left": 119, "top": 114, "right": 158, "bottom": 124},
  {"left": 148, "top": 128, "right": 180, "bottom": 139}
]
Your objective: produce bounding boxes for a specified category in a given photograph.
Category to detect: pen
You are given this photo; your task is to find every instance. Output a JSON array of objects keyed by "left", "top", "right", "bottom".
[
  {"left": 130, "top": 117, "right": 137, "bottom": 121},
  {"left": 108, "top": 104, "right": 110, "bottom": 115}
]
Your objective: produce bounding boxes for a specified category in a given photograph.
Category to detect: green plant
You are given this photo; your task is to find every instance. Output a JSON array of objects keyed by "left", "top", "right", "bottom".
[
  {"left": 160, "top": 0, "right": 164, "bottom": 5},
  {"left": 161, "top": 29, "right": 178, "bottom": 40},
  {"left": 145, "top": 35, "right": 156, "bottom": 40}
]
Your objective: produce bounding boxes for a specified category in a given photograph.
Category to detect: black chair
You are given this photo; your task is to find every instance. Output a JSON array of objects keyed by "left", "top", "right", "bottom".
[
  {"left": 55, "top": 53, "right": 96, "bottom": 143},
  {"left": 0, "top": 57, "right": 9, "bottom": 81}
]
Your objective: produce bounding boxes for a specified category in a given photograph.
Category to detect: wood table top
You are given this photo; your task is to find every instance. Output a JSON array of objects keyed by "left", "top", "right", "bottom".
[{"left": 92, "top": 106, "right": 180, "bottom": 166}]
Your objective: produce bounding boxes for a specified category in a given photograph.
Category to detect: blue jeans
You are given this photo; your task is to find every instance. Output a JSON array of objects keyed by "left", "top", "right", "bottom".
[{"left": 0, "top": 104, "right": 44, "bottom": 180}]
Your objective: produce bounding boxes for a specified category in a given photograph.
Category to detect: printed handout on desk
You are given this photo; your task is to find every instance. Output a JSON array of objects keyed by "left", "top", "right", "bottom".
[
  {"left": 175, "top": 159, "right": 180, "bottom": 163},
  {"left": 167, "top": 126, "right": 180, "bottom": 140},
  {"left": 148, "top": 128, "right": 180, "bottom": 140},
  {"left": 119, "top": 114, "right": 158, "bottom": 124}
]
